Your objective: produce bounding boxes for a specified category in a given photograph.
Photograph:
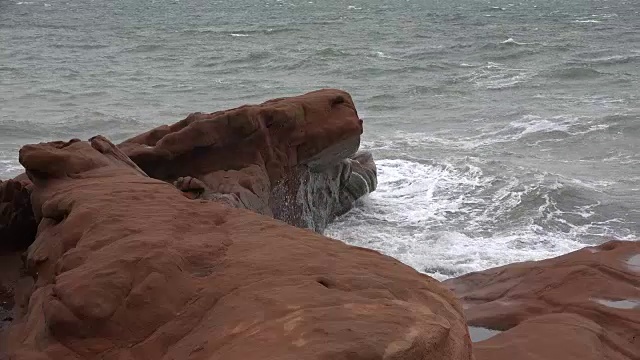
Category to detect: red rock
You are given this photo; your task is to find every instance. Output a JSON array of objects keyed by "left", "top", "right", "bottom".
[
  {"left": 119, "top": 89, "right": 376, "bottom": 232},
  {"left": 445, "top": 240, "right": 640, "bottom": 359},
  {"left": 4, "top": 136, "right": 471, "bottom": 360},
  {"left": 473, "top": 313, "right": 637, "bottom": 360}
]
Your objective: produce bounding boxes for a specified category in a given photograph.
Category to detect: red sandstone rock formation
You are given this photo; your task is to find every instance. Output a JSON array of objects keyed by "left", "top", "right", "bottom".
[
  {"left": 3, "top": 136, "right": 471, "bottom": 360},
  {"left": 473, "top": 313, "right": 636, "bottom": 360},
  {"left": 119, "top": 89, "right": 376, "bottom": 233},
  {"left": 445, "top": 240, "right": 640, "bottom": 360}
]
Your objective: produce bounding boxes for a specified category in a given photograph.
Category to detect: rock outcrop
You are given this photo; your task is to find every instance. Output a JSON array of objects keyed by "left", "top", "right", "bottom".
[
  {"left": 3, "top": 136, "right": 472, "bottom": 360},
  {"left": 445, "top": 240, "right": 640, "bottom": 360},
  {"left": 473, "top": 313, "right": 637, "bottom": 360},
  {"left": 119, "top": 89, "right": 376, "bottom": 233}
]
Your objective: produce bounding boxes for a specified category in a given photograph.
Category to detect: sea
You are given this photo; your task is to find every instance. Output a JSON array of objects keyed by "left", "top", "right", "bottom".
[{"left": 1, "top": 0, "right": 639, "bottom": 280}]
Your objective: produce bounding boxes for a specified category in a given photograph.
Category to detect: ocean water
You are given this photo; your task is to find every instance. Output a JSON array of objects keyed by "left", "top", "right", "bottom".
[{"left": 1, "top": 0, "right": 639, "bottom": 279}]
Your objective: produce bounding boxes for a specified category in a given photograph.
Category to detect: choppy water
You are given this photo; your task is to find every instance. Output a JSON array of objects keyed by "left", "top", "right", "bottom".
[{"left": 1, "top": 0, "right": 639, "bottom": 279}]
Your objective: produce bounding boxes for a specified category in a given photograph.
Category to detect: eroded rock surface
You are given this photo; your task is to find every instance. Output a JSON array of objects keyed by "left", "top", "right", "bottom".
[
  {"left": 445, "top": 240, "right": 640, "bottom": 360},
  {"left": 119, "top": 89, "right": 376, "bottom": 233},
  {"left": 473, "top": 313, "right": 637, "bottom": 360},
  {"left": 4, "top": 136, "right": 471, "bottom": 360}
]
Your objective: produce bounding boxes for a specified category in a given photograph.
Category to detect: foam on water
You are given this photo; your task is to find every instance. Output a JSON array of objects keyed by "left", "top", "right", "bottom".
[
  {"left": 501, "top": 38, "right": 527, "bottom": 45},
  {"left": 364, "top": 114, "right": 610, "bottom": 152},
  {"left": 0, "top": 160, "right": 23, "bottom": 178},
  {"left": 462, "top": 62, "right": 534, "bottom": 90},
  {"left": 326, "top": 158, "right": 589, "bottom": 280}
]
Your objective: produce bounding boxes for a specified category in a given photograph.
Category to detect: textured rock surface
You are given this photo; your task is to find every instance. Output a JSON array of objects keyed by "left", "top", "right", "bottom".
[
  {"left": 119, "top": 89, "right": 376, "bottom": 233},
  {"left": 0, "top": 175, "right": 36, "bottom": 252},
  {"left": 445, "top": 240, "right": 640, "bottom": 360},
  {"left": 4, "top": 136, "right": 471, "bottom": 360},
  {"left": 473, "top": 313, "right": 637, "bottom": 360}
]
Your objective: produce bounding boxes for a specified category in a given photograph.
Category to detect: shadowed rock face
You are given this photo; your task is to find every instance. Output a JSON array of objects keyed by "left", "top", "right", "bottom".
[
  {"left": 445, "top": 240, "right": 640, "bottom": 360},
  {"left": 0, "top": 176, "right": 36, "bottom": 252},
  {"left": 3, "top": 136, "right": 472, "bottom": 360},
  {"left": 119, "top": 89, "right": 376, "bottom": 233}
]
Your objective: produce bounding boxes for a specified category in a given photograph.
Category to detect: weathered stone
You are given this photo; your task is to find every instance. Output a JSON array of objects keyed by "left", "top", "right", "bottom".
[
  {"left": 119, "top": 89, "right": 376, "bottom": 233},
  {"left": 3, "top": 136, "right": 471, "bottom": 360},
  {"left": 445, "top": 240, "right": 640, "bottom": 360}
]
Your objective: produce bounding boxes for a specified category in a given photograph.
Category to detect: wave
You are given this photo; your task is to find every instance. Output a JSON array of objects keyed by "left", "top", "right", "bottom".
[
  {"left": 574, "top": 19, "right": 602, "bottom": 23},
  {"left": 372, "top": 51, "right": 403, "bottom": 60},
  {"left": 184, "top": 27, "right": 299, "bottom": 36},
  {"left": 315, "top": 47, "right": 352, "bottom": 58},
  {"left": 0, "top": 159, "right": 24, "bottom": 178},
  {"left": 500, "top": 38, "right": 527, "bottom": 46},
  {"left": 544, "top": 67, "right": 604, "bottom": 80},
  {"left": 570, "top": 53, "right": 640, "bottom": 66},
  {"left": 51, "top": 43, "right": 109, "bottom": 50},
  {"left": 326, "top": 158, "right": 631, "bottom": 279},
  {"left": 473, "top": 115, "right": 614, "bottom": 144},
  {"left": 0, "top": 115, "right": 147, "bottom": 142},
  {"left": 459, "top": 62, "right": 534, "bottom": 90},
  {"left": 365, "top": 114, "right": 611, "bottom": 152},
  {"left": 128, "top": 44, "right": 165, "bottom": 53}
]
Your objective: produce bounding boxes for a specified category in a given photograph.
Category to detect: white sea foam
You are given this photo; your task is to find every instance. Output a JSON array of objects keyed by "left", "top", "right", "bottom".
[
  {"left": 371, "top": 51, "right": 402, "bottom": 61},
  {"left": 0, "top": 159, "right": 23, "bottom": 178},
  {"left": 463, "top": 114, "right": 609, "bottom": 147},
  {"left": 501, "top": 38, "right": 526, "bottom": 45},
  {"left": 463, "top": 62, "right": 534, "bottom": 90},
  {"left": 575, "top": 20, "right": 602, "bottom": 23},
  {"left": 326, "top": 158, "right": 588, "bottom": 280},
  {"left": 361, "top": 114, "right": 607, "bottom": 152},
  {"left": 230, "top": 33, "right": 250, "bottom": 37}
]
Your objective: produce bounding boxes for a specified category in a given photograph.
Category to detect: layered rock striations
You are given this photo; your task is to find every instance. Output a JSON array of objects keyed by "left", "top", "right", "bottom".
[
  {"left": 119, "top": 89, "right": 376, "bottom": 233},
  {"left": 2, "top": 136, "right": 472, "bottom": 359},
  {"left": 445, "top": 240, "right": 640, "bottom": 360}
]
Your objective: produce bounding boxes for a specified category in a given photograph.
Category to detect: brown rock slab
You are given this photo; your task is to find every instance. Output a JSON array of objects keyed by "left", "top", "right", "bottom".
[
  {"left": 119, "top": 89, "right": 376, "bottom": 232},
  {"left": 445, "top": 240, "right": 640, "bottom": 359},
  {"left": 4, "top": 136, "right": 471, "bottom": 360},
  {"left": 474, "top": 313, "right": 636, "bottom": 360}
]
